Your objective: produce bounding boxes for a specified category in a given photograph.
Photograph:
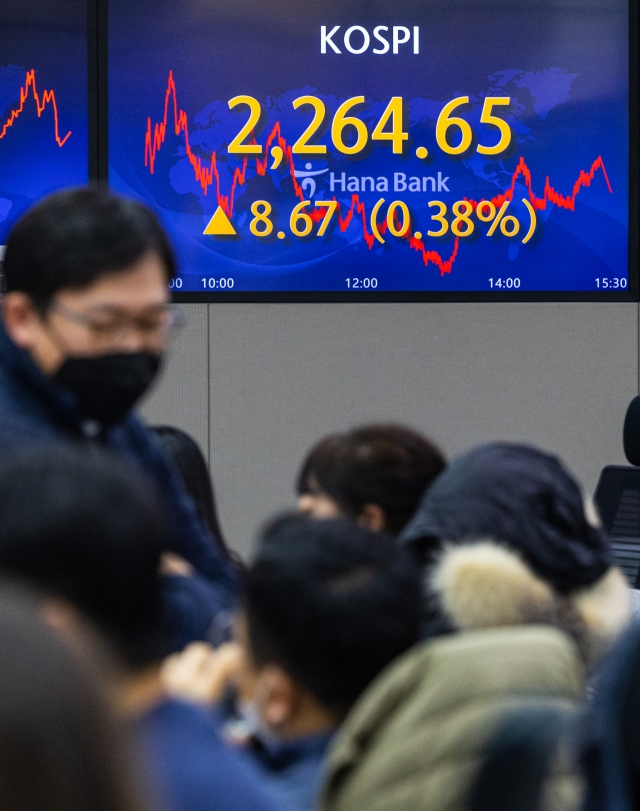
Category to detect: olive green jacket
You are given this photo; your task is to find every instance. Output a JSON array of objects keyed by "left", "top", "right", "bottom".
[{"left": 319, "top": 626, "right": 583, "bottom": 811}]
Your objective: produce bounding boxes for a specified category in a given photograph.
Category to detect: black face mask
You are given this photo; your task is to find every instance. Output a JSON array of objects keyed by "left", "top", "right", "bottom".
[{"left": 54, "top": 351, "right": 162, "bottom": 426}]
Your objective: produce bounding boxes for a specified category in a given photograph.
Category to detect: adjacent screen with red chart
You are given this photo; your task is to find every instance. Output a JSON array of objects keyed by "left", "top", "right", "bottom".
[
  {"left": 108, "top": 0, "right": 631, "bottom": 298},
  {"left": 0, "top": 3, "right": 89, "bottom": 249}
]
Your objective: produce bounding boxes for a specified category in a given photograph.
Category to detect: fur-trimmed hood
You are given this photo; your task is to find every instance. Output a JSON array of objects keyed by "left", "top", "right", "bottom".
[{"left": 426, "top": 540, "right": 630, "bottom": 666}]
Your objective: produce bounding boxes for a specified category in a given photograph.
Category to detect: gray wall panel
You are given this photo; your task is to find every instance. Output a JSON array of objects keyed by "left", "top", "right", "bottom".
[
  {"left": 139, "top": 303, "right": 210, "bottom": 460},
  {"left": 207, "top": 302, "right": 638, "bottom": 558}
]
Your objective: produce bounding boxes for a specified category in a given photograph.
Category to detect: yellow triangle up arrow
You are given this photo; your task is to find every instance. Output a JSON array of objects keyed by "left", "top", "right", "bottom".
[{"left": 203, "top": 206, "right": 237, "bottom": 236}]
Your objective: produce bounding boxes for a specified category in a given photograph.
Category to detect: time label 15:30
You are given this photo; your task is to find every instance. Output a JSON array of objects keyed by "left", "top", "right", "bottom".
[
  {"left": 224, "top": 94, "right": 512, "bottom": 159},
  {"left": 595, "top": 278, "right": 627, "bottom": 289}
]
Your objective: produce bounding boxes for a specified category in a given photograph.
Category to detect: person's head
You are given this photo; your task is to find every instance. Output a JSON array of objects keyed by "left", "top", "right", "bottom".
[
  {"left": 1, "top": 187, "right": 177, "bottom": 423},
  {"left": 0, "top": 584, "right": 146, "bottom": 811},
  {"left": 151, "top": 426, "right": 234, "bottom": 564},
  {"left": 0, "top": 446, "right": 168, "bottom": 670},
  {"left": 238, "top": 514, "right": 423, "bottom": 739},
  {"left": 296, "top": 424, "right": 446, "bottom": 536},
  {"left": 399, "top": 442, "right": 611, "bottom": 593}
]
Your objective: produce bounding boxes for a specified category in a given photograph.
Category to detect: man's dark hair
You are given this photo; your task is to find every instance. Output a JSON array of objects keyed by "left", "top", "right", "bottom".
[
  {"left": 243, "top": 514, "right": 423, "bottom": 715},
  {"left": 3, "top": 186, "right": 175, "bottom": 308},
  {"left": 0, "top": 446, "right": 168, "bottom": 668},
  {"left": 297, "top": 424, "right": 446, "bottom": 536}
]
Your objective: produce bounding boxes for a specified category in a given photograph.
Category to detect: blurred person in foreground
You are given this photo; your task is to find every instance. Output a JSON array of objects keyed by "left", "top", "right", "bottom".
[
  {"left": 296, "top": 424, "right": 445, "bottom": 535},
  {"left": 0, "top": 187, "right": 239, "bottom": 644},
  {"left": 314, "top": 443, "right": 627, "bottom": 811},
  {"left": 0, "top": 447, "right": 288, "bottom": 811},
  {"left": 0, "top": 584, "right": 146, "bottom": 811},
  {"left": 162, "top": 514, "right": 424, "bottom": 811}
]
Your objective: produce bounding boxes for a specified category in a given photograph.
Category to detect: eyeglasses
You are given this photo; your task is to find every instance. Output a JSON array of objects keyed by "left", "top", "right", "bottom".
[{"left": 48, "top": 300, "right": 184, "bottom": 344}]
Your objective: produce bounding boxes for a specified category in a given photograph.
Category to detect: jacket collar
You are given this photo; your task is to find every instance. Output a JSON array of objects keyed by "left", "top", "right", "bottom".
[
  {"left": 253, "top": 730, "right": 334, "bottom": 769},
  {"left": 426, "top": 540, "right": 630, "bottom": 666}
]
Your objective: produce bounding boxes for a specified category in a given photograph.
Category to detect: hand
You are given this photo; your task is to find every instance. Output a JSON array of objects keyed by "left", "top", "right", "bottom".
[
  {"left": 159, "top": 552, "right": 195, "bottom": 577},
  {"left": 161, "top": 641, "right": 244, "bottom": 705}
]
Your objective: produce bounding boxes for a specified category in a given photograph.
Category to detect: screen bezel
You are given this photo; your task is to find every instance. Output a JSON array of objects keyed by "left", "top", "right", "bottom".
[{"left": 99, "top": 0, "right": 638, "bottom": 303}]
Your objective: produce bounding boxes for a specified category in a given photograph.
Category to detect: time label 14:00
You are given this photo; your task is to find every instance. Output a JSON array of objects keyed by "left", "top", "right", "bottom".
[{"left": 224, "top": 95, "right": 512, "bottom": 159}]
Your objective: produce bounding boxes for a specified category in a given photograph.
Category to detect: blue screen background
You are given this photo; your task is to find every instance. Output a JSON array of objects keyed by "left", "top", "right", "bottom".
[
  {"left": 108, "top": 0, "right": 629, "bottom": 293},
  {"left": 0, "top": 3, "right": 89, "bottom": 247}
]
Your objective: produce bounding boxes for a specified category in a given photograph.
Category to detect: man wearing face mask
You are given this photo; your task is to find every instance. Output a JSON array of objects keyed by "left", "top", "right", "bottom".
[{"left": 0, "top": 187, "right": 239, "bottom": 642}]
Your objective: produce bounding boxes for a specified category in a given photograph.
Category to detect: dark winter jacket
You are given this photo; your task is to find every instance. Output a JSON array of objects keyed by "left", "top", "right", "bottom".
[
  {"left": 0, "top": 323, "right": 240, "bottom": 643},
  {"left": 581, "top": 621, "right": 640, "bottom": 811}
]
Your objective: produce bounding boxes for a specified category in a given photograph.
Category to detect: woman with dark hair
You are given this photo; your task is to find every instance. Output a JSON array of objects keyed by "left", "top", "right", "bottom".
[
  {"left": 152, "top": 426, "right": 231, "bottom": 560},
  {"left": 0, "top": 586, "right": 146, "bottom": 811},
  {"left": 296, "top": 424, "right": 446, "bottom": 536},
  {"left": 152, "top": 425, "right": 243, "bottom": 647}
]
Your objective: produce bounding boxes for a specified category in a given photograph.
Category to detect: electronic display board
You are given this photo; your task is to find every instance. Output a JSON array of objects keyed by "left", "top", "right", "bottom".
[
  {"left": 0, "top": 2, "right": 89, "bottom": 252},
  {"left": 108, "top": 0, "right": 632, "bottom": 299}
]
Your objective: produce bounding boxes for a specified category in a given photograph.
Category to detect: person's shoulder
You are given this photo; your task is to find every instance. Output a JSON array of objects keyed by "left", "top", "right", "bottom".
[
  {"left": 0, "top": 407, "right": 58, "bottom": 449},
  {"left": 320, "top": 630, "right": 581, "bottom": 811},
  {"left": 338, "top": 626, "right": 581, "bottom": 733},
  {"left": 136, "top": 699, "right": 289, "bottom": 811},
  {"left": 0, "top": 357, "right": 63, "bottom": 445},
  {"left": 137, "top": 697, "right": 218, "bottom": 742}
]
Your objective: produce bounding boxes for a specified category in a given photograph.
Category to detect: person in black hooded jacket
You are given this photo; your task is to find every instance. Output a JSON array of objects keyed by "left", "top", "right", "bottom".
[{"left": 399, "top": 442, "right": 630, "bottom": 668}]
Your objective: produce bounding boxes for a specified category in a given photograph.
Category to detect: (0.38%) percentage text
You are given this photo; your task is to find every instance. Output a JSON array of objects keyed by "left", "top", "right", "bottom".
[{"left": 423, "top": 198, "right": 537, "bottom": 244}]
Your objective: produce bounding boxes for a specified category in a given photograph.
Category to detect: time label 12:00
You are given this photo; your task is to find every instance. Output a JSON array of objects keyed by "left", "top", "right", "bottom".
[
  {"left": 221, "top": 94, "right": 512, "bottom": 158},
  {"left": 201, "top": 277, "right": 234, "bottom": 289}
]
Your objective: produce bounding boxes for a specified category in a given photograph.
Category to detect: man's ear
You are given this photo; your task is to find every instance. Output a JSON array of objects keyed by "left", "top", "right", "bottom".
[
  {"left": 358, "top": 503, "right": 387, "bottom": 533},
  {"left": 2, "top": 291, "right": 42, "bottom": 348},
  {"left": 260, "top": 665, "right": 298, "bottom": 731}
]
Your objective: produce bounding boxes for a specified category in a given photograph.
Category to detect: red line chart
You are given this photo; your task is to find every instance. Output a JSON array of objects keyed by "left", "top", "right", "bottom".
[
  {"left": 144, "top": 70, "right": 613, "bottom": 275},
  {"left": 0, "top": 69, "right": 72, "bottom": 147}
]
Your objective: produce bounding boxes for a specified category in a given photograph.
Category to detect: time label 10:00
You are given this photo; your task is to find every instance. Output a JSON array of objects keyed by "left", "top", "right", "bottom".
[
  {"left": 169, "top": 278, "right": 235, "bottom": 289},
  {"left": 201, "top": 278, "right": 234, "bottom": 289},
  {"left": 225, "top": 95, "right": 512, "bottom": 158}
]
